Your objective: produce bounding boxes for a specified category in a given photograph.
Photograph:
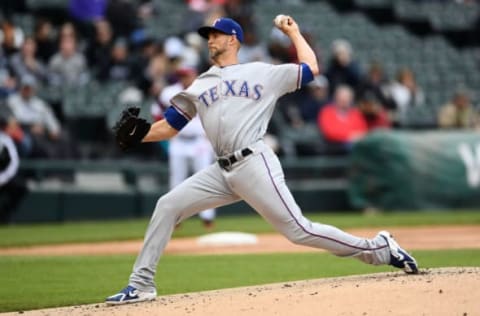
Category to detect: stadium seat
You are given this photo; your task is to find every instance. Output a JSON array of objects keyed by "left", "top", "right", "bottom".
[{"left": 26, "top": 0, "right": 68, "bottom": 10}]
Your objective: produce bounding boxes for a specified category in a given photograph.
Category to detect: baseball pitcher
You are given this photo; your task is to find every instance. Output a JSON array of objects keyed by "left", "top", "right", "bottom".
[{"left": 107, "top": 15, "right": 418, "bottom": 305}]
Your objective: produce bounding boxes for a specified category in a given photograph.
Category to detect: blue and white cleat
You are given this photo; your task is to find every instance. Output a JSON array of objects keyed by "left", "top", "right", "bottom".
[
  {"left": 105, "top": 285, "right": 157, "bottom": 305},
  {"left": 378, "top": 231, "right": 419, "bottom": 274}
]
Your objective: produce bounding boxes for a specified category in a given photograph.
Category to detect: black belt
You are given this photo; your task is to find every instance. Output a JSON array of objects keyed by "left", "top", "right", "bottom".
[{"left": 217, "top": 148, "right": 253, "bottom": 171}]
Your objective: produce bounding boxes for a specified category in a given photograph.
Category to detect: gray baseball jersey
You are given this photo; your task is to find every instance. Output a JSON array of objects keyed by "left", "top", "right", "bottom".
[
  {"left": 128, "top": 62, "right": 392, "bottom": 292},
  {"left": 170, "top": 62, "right": 299, "bottom": 156}
]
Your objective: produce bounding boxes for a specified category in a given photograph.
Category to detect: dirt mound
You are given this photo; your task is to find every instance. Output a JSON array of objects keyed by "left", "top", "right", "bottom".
[{"left": 7, "top": 267, "right": 479, "bottom": 316}]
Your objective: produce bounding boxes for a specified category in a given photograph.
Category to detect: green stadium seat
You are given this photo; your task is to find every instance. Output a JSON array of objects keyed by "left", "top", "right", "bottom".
[
  {"left": 355, "top": 0, "right": 392, "bottom": 8},
  {"left": 12, "top": 14, "right": 35, "bottom": 35},
  {"left": 26, "top": 0, "right": 68, "bottom": 10},
  {"left": 403, "top": 105, "right": 437, "bottom": 128}
]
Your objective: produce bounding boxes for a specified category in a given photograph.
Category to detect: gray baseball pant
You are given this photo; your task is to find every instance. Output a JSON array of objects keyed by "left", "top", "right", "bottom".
[{"left": 129, "top": 141, "right": 391, "bottom": 292}]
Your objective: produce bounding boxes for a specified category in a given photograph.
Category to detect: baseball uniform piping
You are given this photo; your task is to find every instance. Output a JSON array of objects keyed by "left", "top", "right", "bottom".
[
  {"left": 260, "top": 153, "right": 387, "bottom": 252},
  {"left": 170, "top": 100, "right": 193, "bottom": 121}
]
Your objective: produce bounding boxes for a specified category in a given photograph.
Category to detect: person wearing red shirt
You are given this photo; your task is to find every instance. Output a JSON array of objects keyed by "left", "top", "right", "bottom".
[
  {"left": 317, "top": 85, "right": 367, "bottom": 154},
  {"left": 358, "top": 92, "right": 391, "bottom": 131}
]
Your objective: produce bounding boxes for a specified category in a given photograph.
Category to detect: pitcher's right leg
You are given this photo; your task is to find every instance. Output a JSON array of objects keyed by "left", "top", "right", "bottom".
[{"left": 128, "top": 163, "right": 239, "bottom": 292}]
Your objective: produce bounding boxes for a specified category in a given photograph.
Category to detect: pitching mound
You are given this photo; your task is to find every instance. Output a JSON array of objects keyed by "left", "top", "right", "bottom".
[{"left": 9, "top": 267, "right": 479, "bottom": 316}]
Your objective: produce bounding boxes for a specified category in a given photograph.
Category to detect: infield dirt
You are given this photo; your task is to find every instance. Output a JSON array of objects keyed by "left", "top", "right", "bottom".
[{"left": 3, "top": 267, "right": 479, "bottom": 316}]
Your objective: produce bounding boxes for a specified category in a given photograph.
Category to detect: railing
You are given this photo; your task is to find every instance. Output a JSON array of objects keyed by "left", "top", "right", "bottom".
[{"left": 20, "top": 157, "right": 349, "bottom": 186}]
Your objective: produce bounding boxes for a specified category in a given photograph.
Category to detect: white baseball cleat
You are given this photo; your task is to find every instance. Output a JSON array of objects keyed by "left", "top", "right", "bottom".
[
  {"left": 105, "top": 285, "right": 157, "bottom": 305},
  {"left": 378, "top": 231, "right": 419, "bottom": 274}
]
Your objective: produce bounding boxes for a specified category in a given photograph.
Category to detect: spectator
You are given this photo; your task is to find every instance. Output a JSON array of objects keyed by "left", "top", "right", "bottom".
[
  {"left": 223, "top": 0, "right": 255, "bottom": 30},
  {"left": 0, "top": 106, "right": 27, "bottom": 156},
  {"left": 48, "top": 34, "right": 88, "bottom": 86},
  {"left": 9, "top": 36, "right": 49, "bottom": 84},
  {"left": 183, "top": 32, "right": 205, "bottom": 71},
  {"left": 201, "top": 2, "right": 226, "bottom": 27},
  {"left": 34, "top": 19, "right": 57, "bottom": 64},
  {"left": 278, "top": 74, "right": 329, "bottom": 129},
  {"left": 325, "top": 39, "right": 363, "bottom": 96},
  {"left": 317, "top": 85, "right": 367, "bottom": 154},
  {"left": 105, "top": 0, "right": 141, "bottom": 38},
  {"left": 288, "top": 29, "right": 322, "bottom": 71},
  {"left": 163, "top": 36, "right": 185, "bottom": 65},
  {"left": 96, "top": 37, "right": 132, "bottom": 82},
  {"left": 358, "top": 62, "right": 396, "bottom": 111},
  {"left": 130, "top": 38, "right": 160, "bottom": 95},
  {"left": 69, "top": 0, "right": 106, "bottom": 23},
  {"left": 0, "top": 20, "right": 24, "bottom": 58},
  {"left": 58, "top": 22, "right": 78, "bottom": 41},
  {"left": 163, "top": 34, "right": 205, "bottom": 73},
  {"left": 0, "top": 66, "right": 16, "bottom": 99},
  {"left": 7, "top": 75, "right": 74, "bottom": 158},
  {"left": 68, "top": 0, "right": 107, "bottom": 39},
  {"left": 388, "top": 67, "right": 425, "bottom": 126},
  {"left": 137, "top": 1, "right": 155, "bottom": 22},
  {"left": 275, "top": 91, "right": 304, "bottom": 129},
  {"left": 183, "top": 0, "right": 226, "bottom": 33},
  {"left": 0, "top": 115, "right": 27, "bottom": 224},
  {"left": 187, "top": 0, "right": 225, "bottom": 13},
  {"left": 357, "top": 92, "right": 391, "bottom": 131},
  {"left": 267, "top": 27, "right": 292, "bottom": 64},
  {"left": 437, "top": 89, "right": 480, "bottom": 129},
  {"left": 238, "top": 27, "right": 270, "bottom": 63},
  {"left": 139, "top": 51, "right": 167, "bottom": 97},
  {"left": 300, "top": 74, "right": 329, "bottom": 123},
  {"left": 86, "top": 19, "right": 114, "bottom": 70}
]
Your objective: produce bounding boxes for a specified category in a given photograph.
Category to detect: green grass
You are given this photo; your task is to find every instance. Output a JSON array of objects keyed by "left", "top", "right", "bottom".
[
  {"left": 1, "top": 210, "right": 479, "bottom": 247},
  {"left": 0, "top": 249, "right": 479, "bottom": 312}
]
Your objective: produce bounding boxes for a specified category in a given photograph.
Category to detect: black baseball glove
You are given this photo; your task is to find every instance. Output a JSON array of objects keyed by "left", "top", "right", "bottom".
[{"left": 113, "top": 106, "right": 151, "bottom": 151}]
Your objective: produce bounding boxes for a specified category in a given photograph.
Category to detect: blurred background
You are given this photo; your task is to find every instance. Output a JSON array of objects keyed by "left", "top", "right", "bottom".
[{"left": 0, "top": 0, "right": 479, "bottom": 224}]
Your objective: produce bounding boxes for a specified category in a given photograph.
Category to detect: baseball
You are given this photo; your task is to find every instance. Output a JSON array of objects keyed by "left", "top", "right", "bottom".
[{"left": 274, "top": 14, "right": 288, "bottom": 27}]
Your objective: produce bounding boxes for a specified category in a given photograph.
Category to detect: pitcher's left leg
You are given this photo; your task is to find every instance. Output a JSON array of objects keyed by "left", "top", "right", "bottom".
[{"left": 230, "top": 148, "right": 390, "bottom": 265}]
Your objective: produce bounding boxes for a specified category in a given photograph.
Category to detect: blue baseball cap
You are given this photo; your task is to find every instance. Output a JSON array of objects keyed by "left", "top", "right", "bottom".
[{"left": 198, "top": 18, "right": 244, "bottom": 43}]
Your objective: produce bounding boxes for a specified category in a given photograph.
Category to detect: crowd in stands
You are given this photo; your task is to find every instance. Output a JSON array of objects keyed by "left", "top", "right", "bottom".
[
  {"left": 0, "top": 0, "right": 478, "bottom": 162},
  {"left": 0, "top": 0, "right": 477, "bottom": 222}
]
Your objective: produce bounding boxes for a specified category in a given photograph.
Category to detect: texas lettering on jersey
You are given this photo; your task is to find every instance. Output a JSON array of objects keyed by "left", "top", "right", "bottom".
[{"left": 197, "top": 80, "right": 264, "bottom": 107}]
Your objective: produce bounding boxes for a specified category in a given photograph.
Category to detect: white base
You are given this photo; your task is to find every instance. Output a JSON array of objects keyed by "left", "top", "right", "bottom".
[{"left": 196, "top": 232, "right": 258, "bottom": 246}]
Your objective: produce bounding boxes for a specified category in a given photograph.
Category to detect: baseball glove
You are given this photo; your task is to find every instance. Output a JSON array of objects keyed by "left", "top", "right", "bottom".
[{"left": 113, "top": 106, "right": 151, "bottom": 151}]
